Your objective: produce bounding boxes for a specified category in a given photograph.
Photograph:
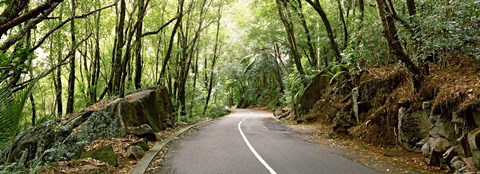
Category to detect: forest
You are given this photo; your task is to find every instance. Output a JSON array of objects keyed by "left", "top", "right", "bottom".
[{"left": 0, "top": 0, "right": 479, "bottom": 173}]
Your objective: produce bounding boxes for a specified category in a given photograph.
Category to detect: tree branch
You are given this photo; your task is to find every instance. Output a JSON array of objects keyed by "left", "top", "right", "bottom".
[
  {"left": 30, "top": 1, "right": 119, "bottom": 52},
  {"left": 0, "top": 0, "right": 29, "bottom": 26},
  {"left": 11, "top": 33, "right": 92, "bottom": 94},
  {"left": 0, "top": 2, "right": 61, "bottom": 52},
  {"left": 385, "top": 0, "right": 414, "bottom": 34},
  {"left": 141, "top": 16, "right": 178, "bottom": 37},
  {"left": 0, "top": 0, "right": 64, "bottom": 36}
]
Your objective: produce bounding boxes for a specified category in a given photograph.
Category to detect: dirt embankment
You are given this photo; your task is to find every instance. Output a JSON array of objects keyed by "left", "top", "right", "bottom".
[{"left": 287, "top": 56, "right": 480, "bottom": 173}]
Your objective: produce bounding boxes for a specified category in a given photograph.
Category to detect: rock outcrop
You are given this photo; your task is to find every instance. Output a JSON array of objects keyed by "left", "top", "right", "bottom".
[
  {"left": 420, "top": 101, "right": 480, "bottom": 172},
  {"left": 122, "top": 87, "right": 175, "bottom": 131},
  {"left": 296, "top": 72, "right": 329, "bottom": 116},
  {"left": 0, "top": 87, "right": 174, "bottom": 165},
  {"left": 297, "top": 62, "right": 480, "bottom": 172},
  {"left": 397, "top": 106, "right": 430, "bottom": 151}
]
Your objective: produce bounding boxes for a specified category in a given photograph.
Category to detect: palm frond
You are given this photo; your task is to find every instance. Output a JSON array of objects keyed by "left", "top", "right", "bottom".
[{"left": 0, "top": 71, "right": 49, "bottom": 147}]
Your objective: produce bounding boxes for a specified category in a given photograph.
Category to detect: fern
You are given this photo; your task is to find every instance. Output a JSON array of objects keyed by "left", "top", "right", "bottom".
[
  {"left": 322, "top": 63, "right": 347, "bottom": 84},
  {"left": 0, "top": 71, "right": 49, "bottom": 162}
]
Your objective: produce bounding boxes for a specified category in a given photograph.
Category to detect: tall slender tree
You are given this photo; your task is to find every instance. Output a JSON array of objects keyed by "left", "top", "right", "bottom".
[
  {"left": 204, "top": 2, "right": 223, "bottom": 114},
  {"left": 375, "top": 0, "right": 422, "bottom": 90},
  {"left": 276, "top": 0, "right": 306, "bottom": 85},
  {"left": 109, "top": 0, "right": 126, "bottom": 96},
  {"left": 66, "top": 0, "right": 76, "bottom": 114},
  {"left": 304, "top": 0, "right": 342, "bottom": 63},
  {"left": 291, "top": 0, "right": 317, "bottom": 67}
]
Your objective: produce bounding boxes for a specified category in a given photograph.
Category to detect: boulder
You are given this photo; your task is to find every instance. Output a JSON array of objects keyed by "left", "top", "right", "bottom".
[
  {"left": 130, "top": 139, "right": 149, "bottom": 151},
  {"left": 121, "top": 87, "right": 175, "bottom": 132},
  {"left": 1, "top": 88, "right": 174, "bottom": 165},
  {"left": 421, "top": 138, "right": 439, "bottom": 165},
  {"left": 468, "top": 128, "right": 480, "bottom": 168},
  {"left": 397, "top": 107, "right": 430, "bottom": 151},
  {"left": 46, "top": 99, "right": 127, "bottom": 161},
  {"left": 432, "top": 137, "right": 452, "bottom": 153},
  {"left": 131, "top": 124, "right": 157, "bottom": 141},
  {"left": 127, "top": 146, "right": 145, "bottom": 160},
  {"left": 422, "top": 137, "right": 452, "bottom": 166},
  {"left": 2, "top": 110, "right": 94, "bottom": 163},
  {"left": 2, "top": 120, "right": 58, "bottom": 163},
  {"left": 80, "top": 145, "right": 118, "bottom": 167},
  {"left": 430, "top": 115, "right": 457, "bottom": 142}
]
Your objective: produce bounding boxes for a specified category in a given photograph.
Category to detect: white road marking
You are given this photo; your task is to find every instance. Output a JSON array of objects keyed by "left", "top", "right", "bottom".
[{"left": 238, "top": 112, "right": 278, "bottom": 174}]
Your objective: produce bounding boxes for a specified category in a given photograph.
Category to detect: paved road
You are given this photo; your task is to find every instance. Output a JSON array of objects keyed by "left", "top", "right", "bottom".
[{"left": 159, "top": 109, "right": 378, "bottom": 174}]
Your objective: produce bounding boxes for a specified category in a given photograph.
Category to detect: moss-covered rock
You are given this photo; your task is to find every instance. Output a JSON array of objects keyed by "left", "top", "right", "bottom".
[
  {"left": 1, "top": 87, "right": 174, "bottom": 167},
  {"left": 53, "top": 99, "right": 127, "bottom": 161},
  {"left": 130, "top": 139, "right": 149, "bottom": 151},
  {"left": 127, "top": 146, "right": 145, "bottom": 160},
  {"left": 80, "top": 145, "right": 118, "bottom": 167}
]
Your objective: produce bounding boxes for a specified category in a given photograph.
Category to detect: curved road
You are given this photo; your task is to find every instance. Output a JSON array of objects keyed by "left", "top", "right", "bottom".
[{"left": 159, "top": 109, "right": 378, "bottom": 174}]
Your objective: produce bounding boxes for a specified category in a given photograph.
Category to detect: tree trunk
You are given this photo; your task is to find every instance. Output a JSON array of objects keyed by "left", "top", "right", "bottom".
[
  {"left": 54, "top": 37, "right": 63, "bottom": 116},
  {"left": 177, "top": 0, "right": 208, "bottom": 116},
  {"left": 337, "top": 0, "right": 348, "bottom": 49},
  {"left": 190, "top": 47, "right": 199, "bottom": 114},
  {"left": 134, "top": 0, "right": 146, "bottom": 90},
  {"left": 293, "top": 0, "right": 317, "bottom": 67},
  {"left": 304, "top": 0, "right": 342, "bottom": 63},
  {"left": 375, "top": 0, "right": 422, "bottom": 90},
  {"left": 385, "top": 0, "right": 413, "bottom": 33},
  {"left": 276, "top": 0, "right": 307, "bottom": 86},
  {"left": 357, "top": 0, "right": 365, "bottom": 32},
  {"left": 29, "top": 94, "right": 36, "bottom": 126},
  {"left": 158, "top": 0, "right": 184, "bottom": 82},
  {"left": 89, "top": 2, "right": 101, "bottom": 104},
  {"left": 406, "top": 0, "right": 416, "bottom": 16},
  {"left": 359, "top": 0, "right": 364, "bottom": 22},
  {"left": 204, "top": 4, "right": 222, "bottom": 114},
  {"left": 110, "top": 0, "right": 126, "bottom": 96},
  {"left": 274, "top": 43, "right": 290, "bottom": 74},
  {"left": 66, "top": 0, "right": 76, "bottom": 114}
]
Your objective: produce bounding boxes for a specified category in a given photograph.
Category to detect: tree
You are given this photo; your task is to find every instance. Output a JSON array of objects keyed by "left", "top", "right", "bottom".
[
  {"left": 204, "top": 2, "right": 223, "bottom": 114},
  {"left": 108, "top": 0, "right": 126, "bottom": 96},
  {"left": 66, "top": 0, "right": 76, "bottom": 114},
  {"left": 304, "top": 0, "right": 342, "bottom": 63},
  {"left": 276, "top": 0, "right": 306, "bottom": 85},
  {"left": 158, "top": 0, "right": 185, "bottom": 82},
  {"left": 374, "top": 0, "right": 422, "bottom": 90},
  {"left": 134, "top": 0, "right": 149, "bottom": 90},
  {"left": 290, "top": 0, "right": 317, "bottom": 67}
]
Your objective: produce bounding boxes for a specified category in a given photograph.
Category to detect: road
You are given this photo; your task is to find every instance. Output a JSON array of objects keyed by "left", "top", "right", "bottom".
[{"left": 159, "top": 109, "right": 378, "bottom": 174}]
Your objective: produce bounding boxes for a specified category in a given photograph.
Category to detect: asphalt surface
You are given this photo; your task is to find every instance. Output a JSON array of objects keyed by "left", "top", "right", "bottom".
[{"left": 159, "top": 109, "right": 379, "bottom": 174}]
